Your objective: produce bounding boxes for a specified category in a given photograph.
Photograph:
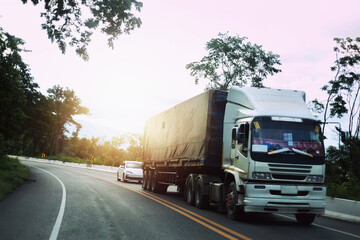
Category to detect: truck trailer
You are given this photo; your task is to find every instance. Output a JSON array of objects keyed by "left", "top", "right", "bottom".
[{"left": 142, "top": 87, "right": 326, "bottom": 225}]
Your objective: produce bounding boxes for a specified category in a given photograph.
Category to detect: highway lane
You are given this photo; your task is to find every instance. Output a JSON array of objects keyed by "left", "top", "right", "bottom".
[{"left": 1, "top": 161, "right": 359, "bottom": 240}]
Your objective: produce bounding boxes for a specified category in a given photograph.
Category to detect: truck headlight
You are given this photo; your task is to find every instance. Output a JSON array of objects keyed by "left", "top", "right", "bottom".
[
  {"left": 307, "top": 175, "right": 323, "bottom": 183},
  {"left": 252, "top": 172, "right": 271, "bottom": 180}
]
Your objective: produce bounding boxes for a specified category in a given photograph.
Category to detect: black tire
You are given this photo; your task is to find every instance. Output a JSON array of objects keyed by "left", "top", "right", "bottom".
[
  {"left": 295, "top": 214, "right": 316, "bottom": 225},
  {"left": 123, "top": 173, "right": 127, "bottom": 183},
  {"left": 226, "top": 181, "right": 242, "bottom": 220},
  {"left": 185, "top": 178, "right": 195, "bottom": 206},
  {"left": 195, "top": 178, "right": 209, "bottom": 209},
  {"left": 151, "top": 172, "right": 160, "bottom": 193},
  {"left": 116, "top": 172, "right": 120, "bottom": 181},
  {"left": 146, "top": 170, "right": 153, "bottom": 191},
  {"left": 142, "top": 170, "right": 148, "bottom": 190}
]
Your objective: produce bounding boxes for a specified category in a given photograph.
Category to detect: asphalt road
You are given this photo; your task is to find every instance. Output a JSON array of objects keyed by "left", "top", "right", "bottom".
[{"left": 1, "top": 161, "right": 360, "bottom": 240}]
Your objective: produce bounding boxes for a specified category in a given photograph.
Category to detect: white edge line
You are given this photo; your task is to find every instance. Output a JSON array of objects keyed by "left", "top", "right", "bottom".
[
  {"left": 276, "top": 214, "right": 360, "bottom": 239},
  {"left": 32, "top": 166, "right": 66, "bottom": 240}
]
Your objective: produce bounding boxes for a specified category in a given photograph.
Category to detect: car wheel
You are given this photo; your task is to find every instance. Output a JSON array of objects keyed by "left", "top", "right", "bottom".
[{"left": 123, "top": 173, "right": 127, "bottom": 183}]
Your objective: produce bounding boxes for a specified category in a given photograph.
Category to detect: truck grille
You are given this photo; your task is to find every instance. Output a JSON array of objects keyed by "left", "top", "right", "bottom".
[
  {"left": 268, "top": 163, "right": 311, "bottom": 181},
  {"left": 270, "top": 190, "right": 309, "bottom": 196},
  {"left": 272, "top": 174, "right": 306, "bottom": 180}
]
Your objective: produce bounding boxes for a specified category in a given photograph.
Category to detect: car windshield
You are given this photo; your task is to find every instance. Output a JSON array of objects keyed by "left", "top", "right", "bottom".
[
  {"left": 251, "top": 117, "right": 325, "bottom": 160},
  {"left": 126, "top": 162, "right": 142, "bottom": 169}
]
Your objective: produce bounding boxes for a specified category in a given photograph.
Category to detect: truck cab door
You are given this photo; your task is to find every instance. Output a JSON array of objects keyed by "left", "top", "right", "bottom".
[{"left": 231, "top": 122, "right": 250, "bottom": 178}]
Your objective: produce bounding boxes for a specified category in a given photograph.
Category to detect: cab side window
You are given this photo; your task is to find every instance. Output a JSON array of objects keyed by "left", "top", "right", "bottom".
[{"left": 238, "top": 122, "right": 249, "bottom": 157}]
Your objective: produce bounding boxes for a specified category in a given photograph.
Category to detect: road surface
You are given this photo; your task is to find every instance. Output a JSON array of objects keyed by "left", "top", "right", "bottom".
[{"left": 0, "top": 161, "right": 359, "bottom": 240}]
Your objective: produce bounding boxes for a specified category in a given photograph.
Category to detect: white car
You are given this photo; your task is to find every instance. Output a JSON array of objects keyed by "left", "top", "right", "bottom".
[{"left": 117, "top": 161, "right": 143, "bottom": 183}]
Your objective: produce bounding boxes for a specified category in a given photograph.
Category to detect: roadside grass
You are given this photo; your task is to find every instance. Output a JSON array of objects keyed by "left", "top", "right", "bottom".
[{"left": 0, "top": 155, "right": 30, "bottom": 200}]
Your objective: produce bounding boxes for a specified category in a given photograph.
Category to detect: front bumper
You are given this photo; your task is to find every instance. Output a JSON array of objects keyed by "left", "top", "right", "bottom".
[
  {"left": 242, "top": 183, "right": 326, "bottom": 214},
  {"left": 125, "top": 174, "right": 143, "bottom": 181}
]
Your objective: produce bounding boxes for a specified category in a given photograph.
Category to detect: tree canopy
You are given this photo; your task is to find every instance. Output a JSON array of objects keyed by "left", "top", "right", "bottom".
[
  {"left": 186, "top": 32, "right": 282, "bottom": 90},
  {"left": 313, "top": 37, "right": 360, "bottom": 199},
  {"left": 1, "top": 27, "right": 143, "bottom": 164},
  {"left": 21, "top": 0, "right": 143, "bottom": 60}
]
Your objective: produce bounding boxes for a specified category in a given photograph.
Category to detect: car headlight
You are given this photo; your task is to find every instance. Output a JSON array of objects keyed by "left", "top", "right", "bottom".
[
  {"left": 307, "top": 175, "right": 323, "bottom": 183},
  {"left": 252, "top": 172, "right": 271, "bottom": 180}
]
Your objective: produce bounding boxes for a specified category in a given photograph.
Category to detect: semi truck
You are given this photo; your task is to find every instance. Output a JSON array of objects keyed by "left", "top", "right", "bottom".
[{"left": 142, "top": 87, "right": 326, "bottom": 225}]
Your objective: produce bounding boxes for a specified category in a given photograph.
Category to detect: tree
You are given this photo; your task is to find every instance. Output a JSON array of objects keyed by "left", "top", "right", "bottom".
[
  {"left": 186, "top": 32, "right": 282, "bottom": 90},
  {"left": 21, "top": 0, "right": 143, "bottom": 60},
  {"left": 125, "top": 133, "right": 142, "bottom": 161},
  {"left": 47, "top": 85, "right": 89, "bottom": 155},
  {"left": 313, "top": 37, "right": 360, "bottom": 181},
  {"left": 0, "top": 27, "right": 44, "bottom": 155}
]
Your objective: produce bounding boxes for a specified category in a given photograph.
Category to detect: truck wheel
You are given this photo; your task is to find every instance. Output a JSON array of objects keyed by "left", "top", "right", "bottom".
[
  {"left": 142, "top": 170, "right": 149, "bottom": 190},
  {"left": 151, "top": 172, "right": 160, "bottom": 193},
  {"left": 195, "top": 178, "right": 209, "bottom": 209},
  {"left": 295, "top": 214, "right": 316, "bottom": 225},
  {"left": 226, "top": 181, "right": 241, "bottom": 220},
  {"left": 146, "top": 171, "right": 153, "bottom": 191},
  {"left": 185, "top": 178, "right": 195, "bottom": 206}
]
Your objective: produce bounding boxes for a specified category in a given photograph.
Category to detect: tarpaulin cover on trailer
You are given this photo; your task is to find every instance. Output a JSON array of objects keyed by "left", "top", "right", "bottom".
[{"left": 142, "top": 90, "right": 227, "bottom": 167}]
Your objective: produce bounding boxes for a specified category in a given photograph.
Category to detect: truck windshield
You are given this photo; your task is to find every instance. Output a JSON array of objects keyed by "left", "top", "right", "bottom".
[{"left": 250, "top": 117, "right": 325, "bottom": 164}]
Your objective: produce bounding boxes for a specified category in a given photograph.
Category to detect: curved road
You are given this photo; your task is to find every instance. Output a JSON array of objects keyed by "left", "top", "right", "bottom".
[{"left": 0, "top": 161, "right": 359, "bottom": 240}]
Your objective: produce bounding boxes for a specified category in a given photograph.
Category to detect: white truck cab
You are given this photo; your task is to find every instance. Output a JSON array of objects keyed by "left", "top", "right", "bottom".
[{"left": 221, "top": 87, "right": 326, "bottom": 224}]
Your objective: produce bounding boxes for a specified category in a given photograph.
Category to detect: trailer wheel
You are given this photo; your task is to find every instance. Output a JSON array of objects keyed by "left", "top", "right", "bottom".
[
  {"left": 195, "top": 178, "right": 209, "bottom": 209},
  {"left": 146, "top": 170, "right": 153, "bottom": 191},
  {"left": 185, "top": 178, "right": 195, "bottom": 206},
  {"left": 142, "top": 170, "right": 149, "bottom": 190},
  {"left": 295, "top": 214, "right": 316, "bottom": 225},
  {"left": 151, "top": 172, "right": 161, "bottom": 193},
  {"left": 226, "top": 181, "right": 241, "bottom": 220}
]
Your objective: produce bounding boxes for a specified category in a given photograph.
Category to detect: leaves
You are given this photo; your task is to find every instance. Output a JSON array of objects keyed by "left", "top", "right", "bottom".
[
  {"left": 23, "top": 0, "right": 143, "bottom": 60},
  {"left": 186, "top": 32, "right": 281, "bottom": 90},
  {"left": 319, "top": 37, "right": 360, "bottom": 183}
]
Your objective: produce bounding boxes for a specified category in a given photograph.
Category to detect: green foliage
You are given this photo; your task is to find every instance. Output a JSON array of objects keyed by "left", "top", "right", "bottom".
[
  {"left": 1, "top": 28, "right": 90, "bottom": 158},
  {"left": 186, "top": 32, "right": 282, "bottom": 90},
  {"left": 326, "top": 178, "right": 360, "bottom": 201},
  {"left": 325, "top": 144, "right": 360, "bottom": 201},
  {"left": 59, "top": 134, "right": 143, "bottom": 167},
  {"left": 46, "top": 85, "right": 89, "bottom": 156},
  {"left": 21, "top": 0, "right": 143, "bottom": 60},
  {"left": 316, "top": 37, "right": 360, "bottom": 135},
  {"left": 0, "top": 27, "right": 43, "bottom": 154},
  {"left": 0, "top": 155, "right": 30, "bottom": 200},
  {"left": 314, "top": 37, "right": 360, "bottom": 185}
]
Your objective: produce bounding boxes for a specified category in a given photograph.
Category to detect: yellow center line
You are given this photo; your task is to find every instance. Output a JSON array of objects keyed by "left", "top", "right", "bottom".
[
  {"left": 61, "top": 167, "right": 252, "bottom": 240},
  {"left": 136, "top": 188, "right": 251, "bottom": 240}
]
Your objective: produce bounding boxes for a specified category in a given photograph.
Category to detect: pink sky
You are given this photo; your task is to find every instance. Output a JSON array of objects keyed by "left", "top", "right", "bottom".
[{"left": 1, "top": 0, "right": 359, "bottom": 146}]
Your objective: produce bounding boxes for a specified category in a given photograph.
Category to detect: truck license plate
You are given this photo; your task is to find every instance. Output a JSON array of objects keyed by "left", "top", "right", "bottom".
[{"left": 281, "top": 186, "right": 298, "bottom": 194}]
